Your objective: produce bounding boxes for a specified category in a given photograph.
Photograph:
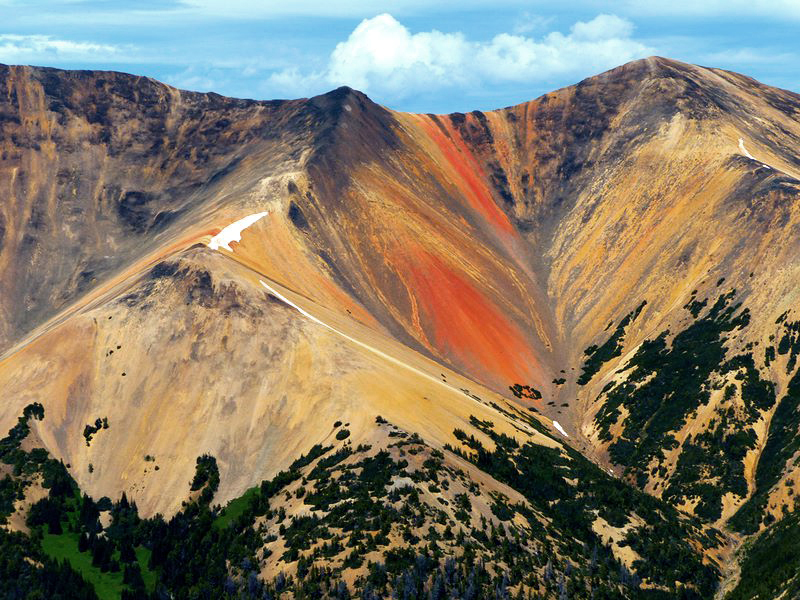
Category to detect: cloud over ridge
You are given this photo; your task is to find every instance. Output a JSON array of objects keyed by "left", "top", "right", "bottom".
[{"left": 269, "top": 13, "right": 652, "bottom": 100}]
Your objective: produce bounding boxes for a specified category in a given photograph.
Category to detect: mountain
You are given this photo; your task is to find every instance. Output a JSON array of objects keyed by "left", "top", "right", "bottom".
[{"left": 1, "top": 57, "right": 799, "bottom": 598}]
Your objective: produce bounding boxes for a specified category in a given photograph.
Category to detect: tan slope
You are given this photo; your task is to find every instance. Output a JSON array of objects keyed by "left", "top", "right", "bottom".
[
  {"left": 0, "top": 65, "right": 556, "bottom": 409},
  {"left": 0, "top": 222, "right": 558, "bottom": 516},
  {"left": 414, "top": 56, "right": 800, "bottom": 382}
]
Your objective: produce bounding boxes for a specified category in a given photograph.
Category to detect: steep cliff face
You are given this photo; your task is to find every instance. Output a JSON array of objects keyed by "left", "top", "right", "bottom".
[
  {"left": 1, "top": 57, "right": 800, "bottom": 597},
  {"left": 0, "top": 65, "right": 332, "bottom": 362}
]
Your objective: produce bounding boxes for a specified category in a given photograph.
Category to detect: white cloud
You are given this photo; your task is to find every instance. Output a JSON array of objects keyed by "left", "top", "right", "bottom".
[
  {"left": 267, "top": 13, "right": 653, "bottom": 100},
  {"left": 327, "top": 14, "right": 472, "bottom": 92},
  {"left": 264, "top": 67, "right": 328, "bottom": 98},
  {"left": 0, "top": 33, "right": 120, "bottom": 64},
  {"left": 570, "top": 14, "right": 633, "bottom": 40}
]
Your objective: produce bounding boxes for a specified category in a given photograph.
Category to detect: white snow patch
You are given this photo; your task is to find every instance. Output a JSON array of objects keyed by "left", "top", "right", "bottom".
[
  {"left": 738, "top": 137, "right": 755, "bottom": 160},
  {"left": 552, "top": 420, "right": 569, "bottom": 438},
  {"left": 208, "top": 211, "right": 269, "bottom": 251},
  {"left": 738, "top": 137, "right": 772, "bottom": 169},
  {"left": 260, "top": 279, "right": 328, "bottom": 329}
]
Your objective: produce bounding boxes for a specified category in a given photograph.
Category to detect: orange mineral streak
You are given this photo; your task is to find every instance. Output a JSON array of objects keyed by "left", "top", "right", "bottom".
[
  {"left": 399, "top": 246, "right": 540, "bottom": 391},
  {"left": 410, "top": 114, "right": 515, "bottom": 236}
]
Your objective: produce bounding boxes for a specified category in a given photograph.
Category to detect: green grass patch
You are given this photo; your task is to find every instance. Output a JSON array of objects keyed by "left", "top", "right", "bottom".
[
  {"left": 41, "top": 528, "right": 157, "bottom": 598},
  {"left": 41, "top": 530, "right": 124, "bottom": 600},
  {"left": 135, "top": 546, "right": 156, "bottom": 592},
  {"left": 214, "top": 486, "right": 258, "bottom": 530}
]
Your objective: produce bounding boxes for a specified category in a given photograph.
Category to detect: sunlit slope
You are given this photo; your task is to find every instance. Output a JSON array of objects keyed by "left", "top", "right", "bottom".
[
  {"left": 0, "top": 232, "right": 556, "bottom": 517},
  {"left": 0, "top": 66, "right": 555, "bottom": 406},
  {"left": 404, "top": 57, "right": 800, "bottom": 387}
]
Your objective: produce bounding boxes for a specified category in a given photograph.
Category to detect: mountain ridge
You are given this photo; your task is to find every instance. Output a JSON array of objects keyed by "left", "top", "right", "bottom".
[{"left": 1, "top": 57, "right": 800, "bottom": 598}]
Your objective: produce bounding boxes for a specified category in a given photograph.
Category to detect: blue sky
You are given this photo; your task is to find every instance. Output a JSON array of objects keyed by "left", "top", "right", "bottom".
[{"left": 1, "top": 0, "right": 798, "bottom": 113}]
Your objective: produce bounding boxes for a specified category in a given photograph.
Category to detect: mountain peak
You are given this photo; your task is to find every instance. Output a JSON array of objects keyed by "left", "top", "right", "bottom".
[{"left": 308, "top": 84, "right": 376, "bottom": 117}]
